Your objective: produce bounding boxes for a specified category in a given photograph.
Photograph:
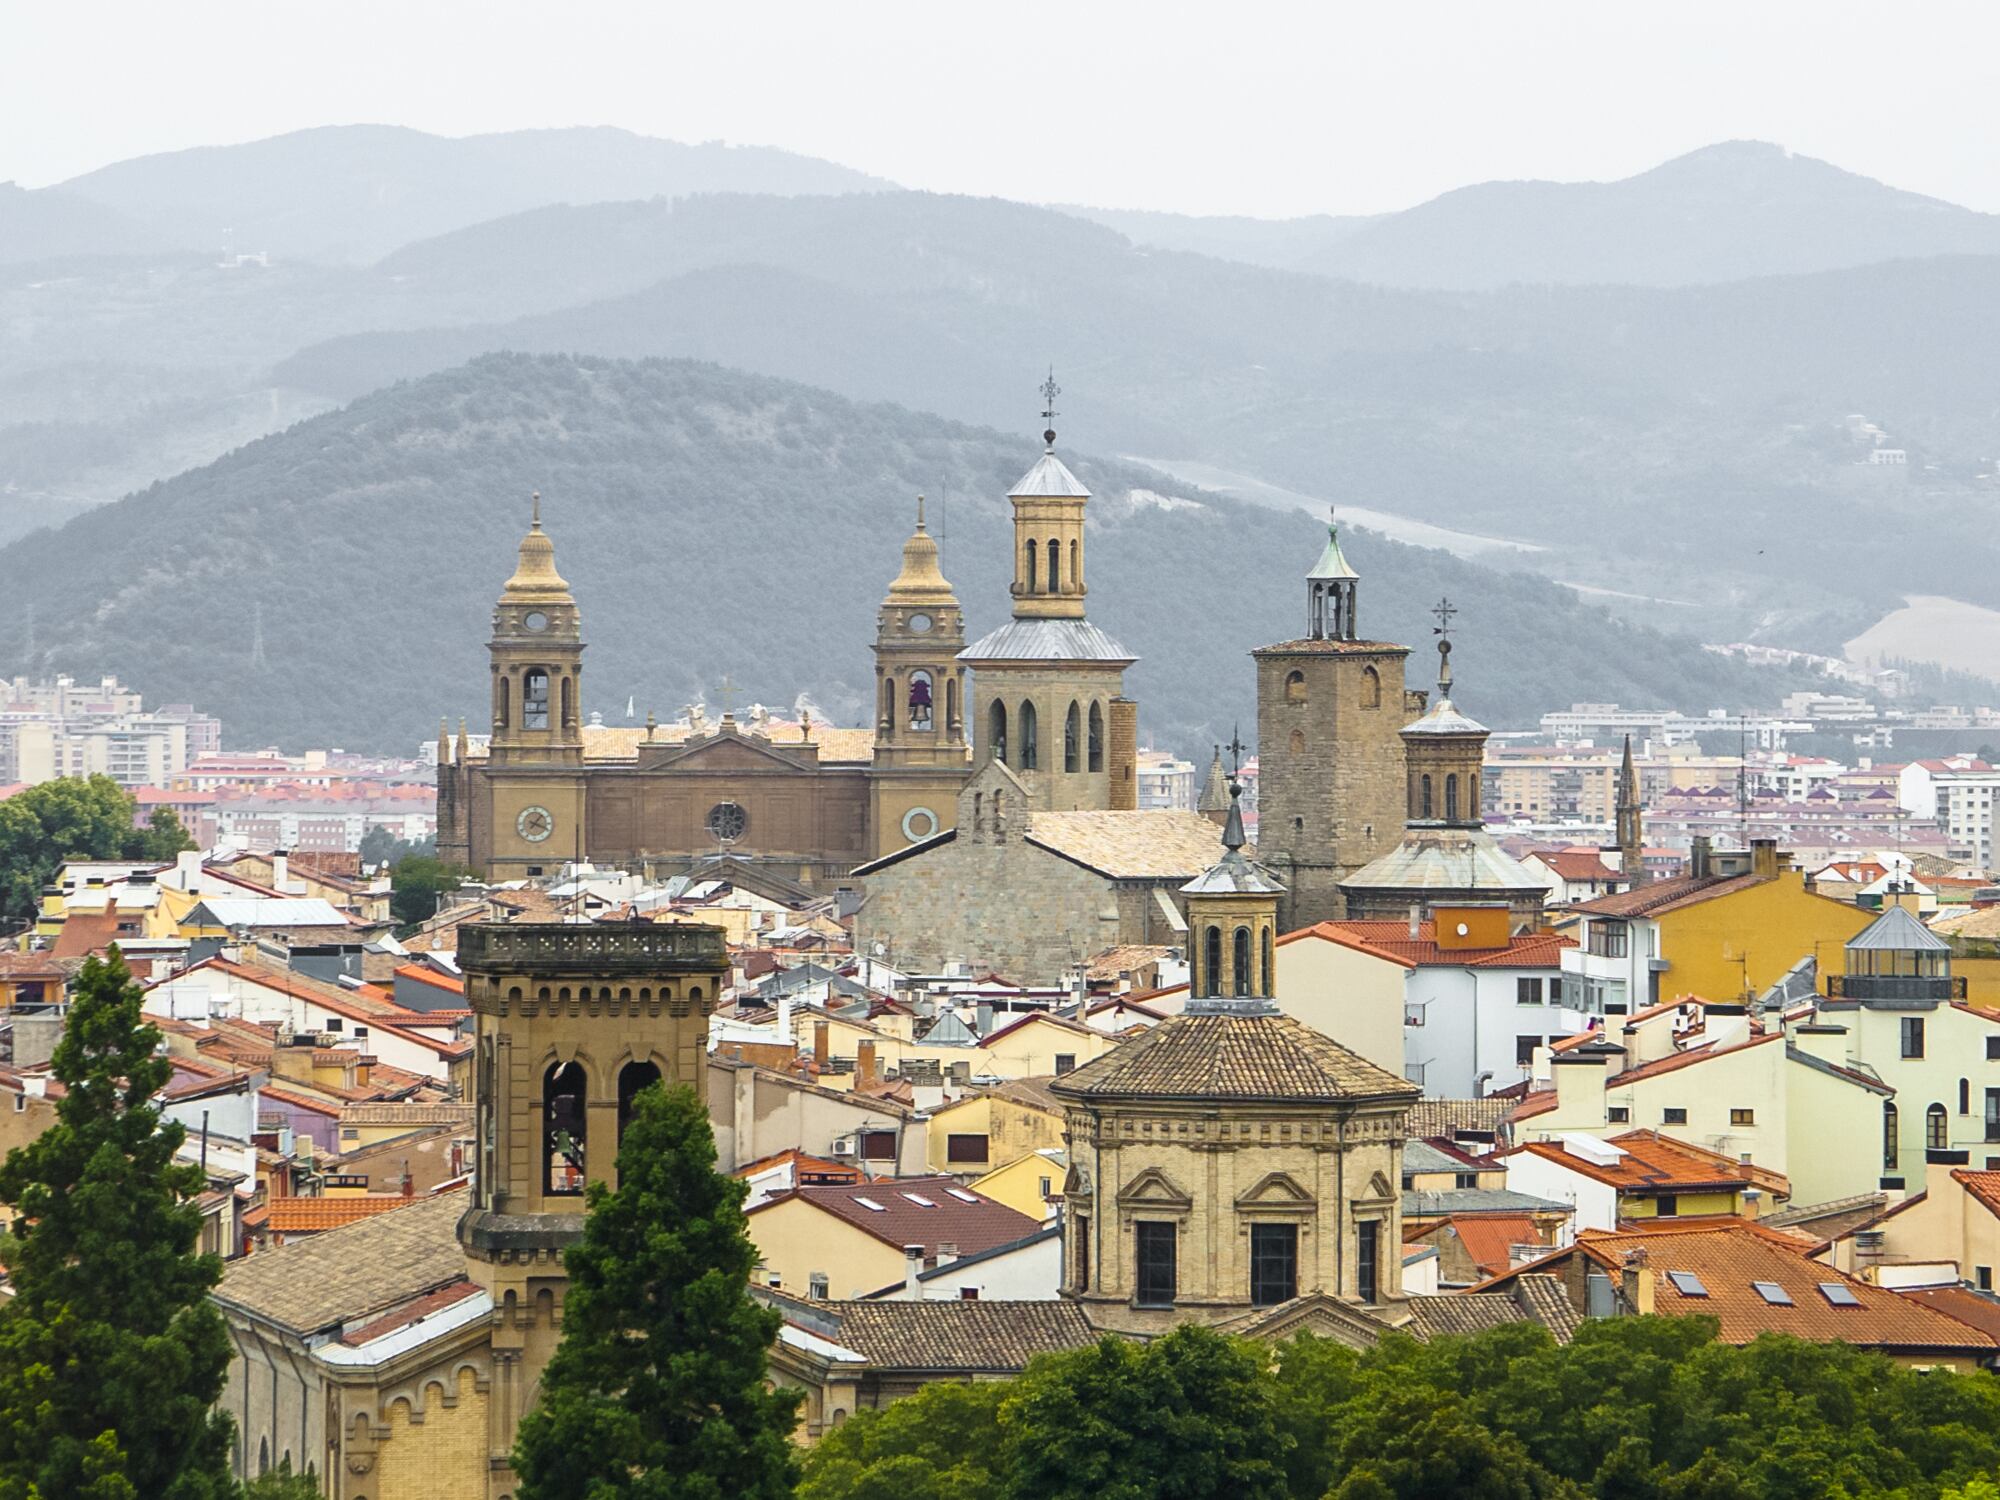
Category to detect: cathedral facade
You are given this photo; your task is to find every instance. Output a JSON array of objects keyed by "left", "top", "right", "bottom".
[{"left": 436, "top": 497, "right": 972, "bottom": 886}]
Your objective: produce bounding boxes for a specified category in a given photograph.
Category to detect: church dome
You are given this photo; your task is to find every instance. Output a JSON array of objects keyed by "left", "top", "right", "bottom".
[
  {"left": 501, "top": 493, "right": 573, "bottom": 604},
  {"left": 885, "top": 497, "right": 957, "bottom": 606}
]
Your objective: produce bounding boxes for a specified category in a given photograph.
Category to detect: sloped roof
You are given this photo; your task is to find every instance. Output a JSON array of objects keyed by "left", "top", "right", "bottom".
[
  {"left": 958, "top": 617, "right": 1135, "bottom": 665},
  {"left": 187, "top": 897, "right": 352, "bottom": 928},
  {"left": 1326, "top": 920, "right": 1573, "bottom": 969},
  {"left": 1847, "top": 903, "right": 1950, "bottom": 952},
  {"left": 1010, "top": 450, "right": 1090, "bottom": 499},
  {"left": 1952, "top": 1170, "right": 2000, "bottom": 1220},
  {"left": 1408, "top": 1097, "right": 1514, "bottom": 1138},
  {"left": 215, "top": 1190, "right": 467, "bottom": 1336},
  {"left": 266, "top": 1195, "right": 419, "bottom": 1234},
  {"left": 1401, "top": 695, "right": 1489, "bottom": 738},
  {"left": 1570, "top": 874, "right": 1763, "bottom": 919},
  {"left": 1050, "top": 1011, "right": 1417, "bottom": 1105},
  {"left": 1416, "top": 1214, "right": 1544, "bottom": 1279},
  {"left": 1341, "top": 828, "right": 1545, "bottom": 896},
  {"left": 749, "top": 1178, "right": 1039, "bottom": 1259},
  {"left": 1025, "top": 810, "right": 1222, "bottom": 880},
  {"left": 1402, "top": 1274, "right": 1580, "bottom": 1344},
  {"left": 816, "top": 1298, "right": 1096, "bottom": 1372},
  {"left": 1509, "top": 1129, "right": 1786, "bottom": 1197}
]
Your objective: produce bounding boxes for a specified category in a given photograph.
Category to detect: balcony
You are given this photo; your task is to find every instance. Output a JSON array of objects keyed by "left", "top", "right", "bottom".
[
  {"left": 1824, "top": 974, "right": 1965, "bottom": 1003},
  {"left": 457, "top": 921, "right": 727, "bottom": 975}
]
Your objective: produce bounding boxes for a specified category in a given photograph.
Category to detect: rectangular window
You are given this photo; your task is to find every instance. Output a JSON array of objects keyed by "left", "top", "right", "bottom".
[
  {"left": 1516, "top": 1035, "right": 1541, "bottom": 1067},
  {"left": 1608, "top": 1106, "right": 1631, "bottom": 1124},
  {"left": 960, "top": 1287, "right": 980, "bottom": 1300},
  {"left": 1548, "top": 977, "right": 1563, "bottom": 1004},
  {"left": 945, "top": 1133, "right": 989, "bottom": 1164},
  {"left": 1980, "top": 1266, "right": 1993, "bottom": 1292},
  {"left": 1587, "top": 921, "right": 1630, "bottom": 958},
  {"left": 1730, "top": 1108, "right": 1755, "bottom": 1127},
  {"left": 859, "top": 1132, "right": 897, "bottom": 1161},
  {"left": 1053, "top": 1053, "right": 1077, "bottom": 1075},
  {"left": 1517, "top": 977, "right": 1543, "bottom": 1005},
  {"left": 1902, "top": 1017, "right": 1926, "bottom": 1059},
  {"left": 1655, "top": 1195, "right": 1680, "bottom": 1218},
  {"left": 1135, "top": 1221, "right": 1177, "bottom": 1307},
  {"left": 1249, "top": 1222, "right": 1298, "bottom": 1307},
  {"left": 1988, "top": 1090, "right": 2000, "bottom": 1143},
  {"left": 1663, "top": 1108, "right": 1688, "bottom": 1126},
  {"left": 1455, "top": 1172, "right": 1478, "bottom": 1189},
  {"left": 1987, "top": 1038, "right": 2000, "bottom": 1061},
  {"left": 1357, "top": 1220, "right": 1380, "bottom": 1304}
]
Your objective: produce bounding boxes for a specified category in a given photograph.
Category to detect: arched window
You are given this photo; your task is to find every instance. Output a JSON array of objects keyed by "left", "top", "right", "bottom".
[
  {"left": 523, "top": 669, "right": 551, "bottom": 730},
  {"left": 1471, "top": 773, "right": 1481, "bottom": 811},
  {"left": 619, "top": 1060, "right": 662, "bottom": 1143},
  {"left": 545, "top": 1061, "right": 587, "bottom": 1195},
  {"left": 1446, "top": 774, "right": 1460, "bottom": 822},
  {"left": 561, "top": 674, "right": 574, "bottom": 728},
  {"left": 1263, "top": 928, "right": 1275, "bottom": 997},
  {"left": 908, "top": 670, "right": 934, "bottom": 731},
  {"left": 945, "top": 675, "right": 959, "bottom": 729},
  {"left": 1421, "top": 774, "right": 1434, "bottom": 820},
  {"left": 990, "top": 700, "right": 1008, "bottom": 764},
  {"left": 1047, "top": 536, "right": 1062, "bottom": 591},
  {"left": 1233, "top": 927, "right": 1253, "bottom": 996},
  {"left": 1883, "top": 1102, "right": 1899, "bottom": 1170},
  {"left": 1088, "top": 702, "right": 1104, "bottom": 772},
  {"left": 1927, "top": 1103, "right": 1948, "bottom": 1151},
  {"left": 880, "top": 675, "right": 896, "bottom": 728},
  {"left": 1020, "top": 700, "right": 1039, "bottom": 770},
  {"left": 974, "top": 792, "right": 985, "bottom": 834},
  {"left": 1962, "top": 1077, "right": 1971, "bottom": 1115},
  {"left": 1203, "top": 925, "right": 1222, "bottom": 999},
  {"left": 1025, "top": 540, "right": 1038, "bottom": 594},
  {"left": 1069, "top": 539, "right": 1079, "bottom": 589},
  {"left": 1362, "top": 664, "right": 1381, "bottom": 708},
  {"left": 494, "top": 673, "right": 509, "bottom": 730},
  {"left": 1064, "top": 701, "right": 1080, "bottom": 772},
  {"left": 1285, "top": 670, "right": 1307, "bottom": 704},
  {"left": 1289, "top": 729, "right": 1306, "bottom": 756}
]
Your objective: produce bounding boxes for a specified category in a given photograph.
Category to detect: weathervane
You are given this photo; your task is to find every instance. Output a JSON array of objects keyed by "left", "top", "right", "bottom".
[
  {"left": 1432, "top": 596, "right": 1457, "bottom": 694},
  {"left": 1039, "top": 367, "right": 1061, "bottom": 448},
  {"left": 1225, "top": 724, "right": 1247, "bottom": 780}
]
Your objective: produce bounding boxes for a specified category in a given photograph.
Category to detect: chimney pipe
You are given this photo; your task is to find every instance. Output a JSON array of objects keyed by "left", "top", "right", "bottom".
[
  {"left": 1690, "top": 836, "right": 1712, "bottom": 880},
  {"left": 856, "top": 1040, "right": 876, "bottom": 1090},
  {"left": 1620, "top": 1248, "right": 1654, "bottom": 1316},
  {"left": 813, "top": 1021, "right": 829, "bottom": 1073},
  {"left": 1408, "top": 903, "right": 1422, "bottom": 941},
  {"left": 1750, "top": 837, "right": 1780, "bottom": 881},
  {"left": 903, "top": 1243, "right": 925, "bottom": 1301}
]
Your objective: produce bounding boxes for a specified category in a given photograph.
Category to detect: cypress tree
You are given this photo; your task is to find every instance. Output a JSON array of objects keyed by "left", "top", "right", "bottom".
[
  {"left": 0, "top": 948, "right": 236, "bottom": 1500},
  {"left": 513, "top": 1082, "right": 800, "bottom": 1500}
]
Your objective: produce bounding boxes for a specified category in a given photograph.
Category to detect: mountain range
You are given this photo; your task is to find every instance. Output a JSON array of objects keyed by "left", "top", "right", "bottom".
[{"left": 0, "top": 355, "right": 1817, "bottom": 753}]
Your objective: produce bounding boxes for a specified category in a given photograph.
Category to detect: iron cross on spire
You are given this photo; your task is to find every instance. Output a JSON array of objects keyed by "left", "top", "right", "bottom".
[
  {"left": 1039, "top": 368, "right": 1061, "bottom": 447},
  {"left": 717, "top": 674, "right": 739, "bottom": 718},
  {"left": 1224, "top": 724, "right": 1248, "bottom": 779},
  {"left": 1431, "top": 597, "right": 1457, "bottom": 694}
]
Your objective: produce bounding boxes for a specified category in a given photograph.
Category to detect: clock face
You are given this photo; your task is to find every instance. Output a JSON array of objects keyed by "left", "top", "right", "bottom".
[
  {"left": 516, "top": 805, "right": 555, "bottom": 843},
  {"left": 522, "top": 610, "right": 550, "bottom": 633},
  {"left": 907, "top": 613, "right": 932, "bottom": 634}
]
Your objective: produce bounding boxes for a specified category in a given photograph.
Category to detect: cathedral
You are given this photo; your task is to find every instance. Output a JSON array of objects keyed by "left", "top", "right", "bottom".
[{"left": 436, "top": 491, "right": 973, "bottom": 886}]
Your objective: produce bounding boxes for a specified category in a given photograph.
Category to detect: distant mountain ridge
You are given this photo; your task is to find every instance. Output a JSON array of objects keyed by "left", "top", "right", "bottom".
[
  {"left": 1075, "top": 141, "right": 2000, "bottom": 288},
  {"left": 0, "top": 354, "right": 1812, "bottom": 753},
  {"left": 51, "top": 124, "right": 891, "bottom": 264}
]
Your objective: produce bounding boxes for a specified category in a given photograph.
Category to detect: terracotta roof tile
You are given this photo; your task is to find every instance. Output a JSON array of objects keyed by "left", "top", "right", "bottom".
[
  {"left": 1510, "top": 1130, "right": 1787, "bottom": 1196},
  {"left": 1325, "top": 921, "right": 1575, "bottom": 969},
  {"left": 1952, "top": 1170, "right": 2000, "bottom": 1219},
  {"left": 1402, "top": 1274, "right": 1580, "bottom": 1344},
  {"left": 1052, "top": 1012, "right": 1418, "bottom": 1104},
  {"left": 216, "top": 1191, "right": 466, "bottom": 1335},
  {"left": 1571, "top": 873, "right": 1764, "bottom": 919},
  {"left": 1417, "top": 1214, "right": 1545, "bottom": 1278},
  {"left": 1407, "top": 1098, "right": 1514, "bottom": 1139},
  {"left": 1024, "top": 811, "right": 1222, "bottom": 880},
  {"left": 750, "top": 1178, "right": 1039, "bottom": 1260},
  {"left": 816, "top": 1299, "right": 1097, "bottom": 1371},
  {"left": 266, "top": 1195, "right": 418, "bottom": 1234}
]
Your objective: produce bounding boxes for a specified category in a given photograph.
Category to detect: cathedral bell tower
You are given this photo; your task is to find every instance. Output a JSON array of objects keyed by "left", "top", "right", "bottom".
[
  {"left": 869, "top": 497, "right": 971, "bottom": 854},
  {"left": 1252, "top": 513, "right": 1412, "bottom": 930},
  {"left": 482, "top": 494, "right": 590, "bottom": 875},
  {"left": 960, "top": 374, "right": 1140, "bottom": 813}
]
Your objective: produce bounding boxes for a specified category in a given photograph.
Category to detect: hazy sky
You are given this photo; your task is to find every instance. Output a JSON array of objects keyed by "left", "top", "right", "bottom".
[{"left": 10, "top": 1, "right": 2000, "bottom": 216}]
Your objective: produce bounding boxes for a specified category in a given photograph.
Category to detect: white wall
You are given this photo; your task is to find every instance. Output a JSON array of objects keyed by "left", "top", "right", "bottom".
[
  {"left": 872, "top": 1231, "right": 1062, "bottom": 1301},
  {"left": 1500, "top": 1150, "right": 1618, "bottom": 1239}
]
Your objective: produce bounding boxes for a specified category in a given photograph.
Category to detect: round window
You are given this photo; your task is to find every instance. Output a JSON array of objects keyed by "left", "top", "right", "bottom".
[
  {"left": 901, "top": 806, "right": 940, "bottom": 842},
  {"left": 908, "top": 613, "right": 933, "bottom": 634},
  {"left": 705, "top": 802, "right": 748, "bottom": 843},
  {"left": 522, "top": 610, "right": 550, "bottom": 632}
]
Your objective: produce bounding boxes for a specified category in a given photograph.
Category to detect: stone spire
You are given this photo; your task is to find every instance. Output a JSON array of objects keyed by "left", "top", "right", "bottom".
[
  {"left": 1617, "top": 733, "right": 1645, "bottom": 886},
  {"left": 456, "top": 717, "right": 470, "bottom": 762},
  {"left": 1197, "top": 745, "right": 1231, "bottom": 825},
  {"left": 438, "top": 717, "right": 452, "bottom": 766}
]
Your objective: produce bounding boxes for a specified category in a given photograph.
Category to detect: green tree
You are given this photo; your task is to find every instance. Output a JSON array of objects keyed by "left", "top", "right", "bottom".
[
  {"left": 1002, "top": 1325, "right": 1290, "bottom": 1500},
  {"left": 511, "top": 1083, "right": 800, "bottom": 1500},
  {"left": 388, "top": 853, "right": 468, "bottom": 930},
  {"left": 0, "top": 776, "right": 194, "bottom": 927},
  {"left": 797, "top": 1380, "right": 1008, "bottom": 1500},
  {"left": 358, "top": 825, "right": 433, "bottom": 870},
  {"left": 0, "top": 949, "right": 235, "bottom": 1500}
]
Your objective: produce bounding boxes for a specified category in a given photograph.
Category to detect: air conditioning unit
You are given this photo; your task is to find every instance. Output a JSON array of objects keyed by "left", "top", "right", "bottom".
[{"left": 831, "top": 1135, "right": 858, "bottom": 1159}]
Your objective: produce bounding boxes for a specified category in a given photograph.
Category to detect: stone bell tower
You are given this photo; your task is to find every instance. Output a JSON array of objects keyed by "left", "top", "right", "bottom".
[
  {"left": 869, "top": 496, "right": 971, "bottom": 854},
  {"left": 456, "top": 920, "right": 729, "bottom": 1494}
]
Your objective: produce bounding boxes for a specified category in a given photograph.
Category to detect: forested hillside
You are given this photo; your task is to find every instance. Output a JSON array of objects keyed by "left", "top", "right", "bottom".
[{"left": 0, "top": 355, "right": 1815, "bottom": 752}]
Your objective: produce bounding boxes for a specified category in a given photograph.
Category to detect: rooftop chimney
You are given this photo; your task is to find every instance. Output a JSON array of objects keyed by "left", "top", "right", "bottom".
[
  {"left": 1690, "top": 836, "right": 1713, "bottom": 880},
  {"left": 813, "top": 1021, "right": 829, "bottom": 1073},
  {"left": 1620, "top": 1248, "right": 1655, "bottom": 1316},
  {"left": 855, "top": 1040, "right": 877, "bottom": 1090},
  {"left": 1750, "top": 837, "right": 1781, "bottom": 881},
  {"left": 903, "top": 1243, "right": 926, "bottom": 1301}
]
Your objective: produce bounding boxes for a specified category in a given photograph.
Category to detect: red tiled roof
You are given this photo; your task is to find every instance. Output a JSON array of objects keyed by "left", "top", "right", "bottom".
[
  {"left": 1509, "top": 1129, "right": 1787, "bottom": 1196},
  {"left": 267, "top": 1195, "right": 417, "bottom": 1234},
  {"left": 338, "top": 1278, "right": 481, "bottom": 1345},
  {"left": 1952, "top": 1170, "right": 2000, "bottom": 1220},
  {"left": 1605, "top": 1032, "right": 1780, "bottom": 1087},
  {"left": 260, "top": 1084, "right": 346, "bottom": 1117},
  {"left": 1276, "top": 922, "right": 1418, "bottom": 969},
  {"left": 1536, "top": 850, "right": 1622, "bottom": 881},
  {"left": 748, "top": 1177, "right": 1040, "bottom": 1260},
  {"left": 1319, "top": 921, "right": 1575, "bottom": 969},
  {"left": 1418, "top": 1214, "right": 1543, "bottom": 1278},
  {"left": 166, "top": 958, "right": 470, "bottom": 1060},
  {"left": 392, "top": 964, "right": 464, "bottom": 996},
  {"left": 1570, "top": 873, "right": 1764, "bottom": 919}
]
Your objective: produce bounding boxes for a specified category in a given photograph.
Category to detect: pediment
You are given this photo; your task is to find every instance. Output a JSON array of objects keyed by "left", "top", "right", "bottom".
[
  {"left": 1225, "top": 1292, "right": 1393, "bottom": 1349},
  {"left": 1062, "top": 1161, "right": 1093, "bottom": 1197},
  {"left": 1115, "top": 1166, "right": 1193, "bottom": 1212},
  {"left": 1235, "top": 1170, "right": 1317, "bottom": 1211},
  {"left": 646, "top": 733, "right": 813, "bottom": 773},
  {"left": 1362, "top": 1170, "right": 1395, "bottom": 1202}
]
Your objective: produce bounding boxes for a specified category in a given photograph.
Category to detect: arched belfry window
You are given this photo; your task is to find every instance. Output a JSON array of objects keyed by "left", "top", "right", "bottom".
[
  {"left": 618, "top": 1060, "right": 663, "bottom": 1143},
  {"left": 880, "top": 675, "right": 896, "bottom": 729},
  {"left": 1064, "top": 701, "right": 1081, "bottom": 773},
  {"left": 544, "top": 1061, "right": 587, "bottom": 1195},
  {"left": 1088, "top": 701, "right": 1104, "bottom": 772},
  {"left": 1446, "top": 774, "right": 1460, "bottom": 822},
  {"left": 1047, "top": 536, "right": 1061, "bottom": 592},
  {"left": 1025, "top": 540, "right": 1038, "bottom": 594},
  {"left": 990, "top": 700, "right": 1009, "bottom": 764},
  {"left": 1285, "top": 670, "right": 1307, "bottom": 704},
  {"left": 1263, "top": 928, "right": 1275, "bottom": 997},
  {"left": 495, "top": 673, "right": 510, "bottom": 730},
  {"left": 523, "top": 669, "right": 551, "bottom": 730},
  {"left": 945, "top": 675, "right": 960, "bottom": 730},
  {"left": 1069, "top": 539, "right": 1079, "bottom": 590},
  {"left": 561, "top": 674, "right": 575, "bottom": 728},
  {"left": 1362, "top": 665, "right": 1381, "bottom": 708},
  {"left": 1020, "top": 700, "right": 1040, "bottom": 770},
  {"left": 1233, "top": 927, "right": 1253, "bottom": 997},
  {"left": 1420, "top": 774, "right": 1434, "bottom": 820},
  {"left": 1203, "top": 925, "right": 1222, "bottom": 999},
  {"left": 908, "top": 670, "right": 934, "bottom": 731}
]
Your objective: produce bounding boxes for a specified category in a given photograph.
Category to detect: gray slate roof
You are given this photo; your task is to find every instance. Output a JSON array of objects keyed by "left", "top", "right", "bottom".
[
  {"left": 1010, "top": 451, "right": 1091, "bottom": 499},
  {"left": 1401, "top": 695, "right": 1490, "bottom": 737},
  {"left": 959, "top": 617, "right": 1136, "bottom": 665},
  {"left": 1848, "top": 904, "right": 1949, "bottom": 952},
  {"left": 1404, "top": 1187, "right": 1569, "bottom": 1217},
  {"left": 1342, "top": 827, "right": 1546, "bottom": 895}
]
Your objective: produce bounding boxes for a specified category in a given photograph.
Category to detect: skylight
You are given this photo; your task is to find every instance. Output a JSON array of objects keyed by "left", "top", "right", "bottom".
[
  {"left": 947, "top": 1188, "right": 979, "bottom": 1203},
  {"left": 853, "top": 1196, "right": 886, "bottom": 1212},
  {"left": 1818, "top": 1281, "right": 1862, "bottom": 1307},
  {"left": 901, "top": 1193, "right": 937, "bottom": 1207},
  {"left": 1666, "top": 1271, "right": 1709, "bottom": 1297},
  {"left": 1752, "top": 1281, "right": 1793, "bottom": 1305}
]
